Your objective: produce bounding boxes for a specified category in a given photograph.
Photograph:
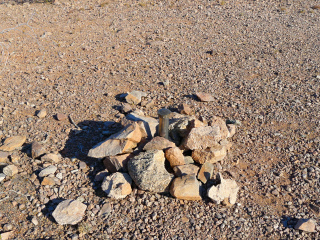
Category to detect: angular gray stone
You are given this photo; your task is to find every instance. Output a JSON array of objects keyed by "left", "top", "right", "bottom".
[
  {"left": 0, "top": 173, "right": 5, "bottom": 182},
  {"left": 128, "top": 150, "right": 174, "bottom": 193},
  {"left": 143, "top": 136, "right": 176, "bottom": 151},
  {"left": 197, "top": 162, "right": 214, "bottom": 184},
  {"left": 207, "top": 173, "right": 239, "bottom": 205},
  {"left": 39, "top": 165, "right": 57, "bottom": 177},
  {"left": 52, "top": 199, "right": 87, "bottom": 225},
  {"left": 101, "top": 172, "right": 132, "bottom": 199}
]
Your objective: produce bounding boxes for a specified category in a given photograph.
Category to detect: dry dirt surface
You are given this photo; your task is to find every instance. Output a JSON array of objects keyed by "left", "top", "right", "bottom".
[{"left": 0, "top": 0, "right": 320, "bottom": 239}]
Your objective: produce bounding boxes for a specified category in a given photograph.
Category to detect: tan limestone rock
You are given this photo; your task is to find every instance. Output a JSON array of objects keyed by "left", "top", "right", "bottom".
[
  {"left": 294, "top": 218, "right": 316, "bottom": 233},
  {"left": 110, "top": 122, "right": 142, "bottom": 143},
  {"left": 182, "top": 126, "right": 221, "bottom": 150},
  {"left": 88, "top": 139, "right": 137, "bottom": 158},
  {"left": 196, "top": 92, "right": 214, "bottom": 102},
  {"left": 192, "top": 145, "right": 227, "bottom": 164},
  {"left": 101, "top": 172, "right": 132, "bottom": 199},
  {"left": 143, "top": 136, "right": 176, "bottom": 151},
  {"left": 3, "top": 165, "right": 18, "bottom": 177},
  {"left": 209, "top": 116, "right": 229, "bottom": 139},
  {"left": 126, "top": 113, "right": 158, "bottom": 139},
  {"left": 0, "top": 136, "right": 26, "bottom": 152},
  {"left": 165, "top": 147, "right": 185, "bottom": 167},
  {"left": 0, "top": 151, "right": 9, "bottom": 163},
  {"left": 173, "top": 164, "right": 200, "bottom": 177},
  {"left": 52, "top": 199, "right": 87, "bottom": 225},
  {"left": 170, "top": 175, "right": 202, "bottom": 200},
  {"left": 178, "top": 103, "right": 192, "bottom": 115},
  {"left": 37, "top": 109, "right": 47, "bottom": 118},
  {"left": 197, "top": 162, "right": 214, "bottom": 184},
  {"left": 41, "top": 153, "right": 61, "bottom": 163},
  {"left": 41, "top": 177, "right": 56, "bottom": 186}
]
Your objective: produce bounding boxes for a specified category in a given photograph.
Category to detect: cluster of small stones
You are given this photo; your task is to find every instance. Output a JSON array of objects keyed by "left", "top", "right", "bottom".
[{"left": 88, "top": 97, "right": 240, "bottom": 206}]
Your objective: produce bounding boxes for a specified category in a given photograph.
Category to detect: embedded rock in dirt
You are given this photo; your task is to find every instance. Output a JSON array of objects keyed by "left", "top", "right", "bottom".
[
  {"left": 31, "top": 141, "right": 46, "bottom": 159},
  {"left": 52, "top": 199, "right": 87, "bottom": 225},
  {"left": 101, "top": 172, "right": 132, "bottom": 199},
  {"left": 39, "top": 165, "right": 57, "bottom": 177},
  {"left": 41, "top": 177, "right": 56, "bottom": 186},
  {"left": 56, "top": 113, "right": 67, "bottom": 121},
  {"left": 128, "top": 150, "right": 174, "bottom": 193},
  {"left": 294, "top": 218, "right": 316, "bottom": 233},
  {"left": 0, "top": 136, "right": 26, "bottom": 152},
  {"left": 173, "top": 164, "right": 200, "bottom": 177},
  {"left": 36, "top": 109, "right": 47, "bottom": 118},
  {"left": 3, "top": 165, "right": 18, "bottom": 177},
  {"left": 126, "top": 113, "right": 158, "bottom": 139},
  {"left": 196, "top": 92, "right": 214, "bottom": 102},
  {"left": 143, "top": 136, "right": 176, "bottom": 151},
  {"left": 41, "top": 153, "right": 61, "bottom": 163},
  {"left": 125, "top": 90, "right": 147, "bottom": 105},
  {"left": 170, "top": 174, "right": 202, "bottom": 200},
  {"left": 207, "top": 173, "right": 239, "bottom": 205},
  {"left": 178, "top": 103, "right": 192, "bottom": 115},
  {"left": 192, "top": 145, "right": 227, "bottom": 164},
  {"left": 0, "top": 151, "right": 9, "bottom": 163},
  {"left": 182, "top": 126, "right": 221, "bottom": 150},
  {"left": 103, "top": 154, "right": 132, "bottom": 173},
  {"left": 165, "top": 147, "right": 185, "bottom": 167},
  {"left": 197, "top": 162, "right": 214, "bottom": 184}
]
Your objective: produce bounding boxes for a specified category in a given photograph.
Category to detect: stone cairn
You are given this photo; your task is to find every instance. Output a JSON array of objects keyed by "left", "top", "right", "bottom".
[{"left": 88, "top": 101, "right": 240, "bottom": 206}]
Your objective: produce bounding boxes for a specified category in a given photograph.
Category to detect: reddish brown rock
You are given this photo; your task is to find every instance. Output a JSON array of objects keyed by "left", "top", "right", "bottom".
[
  {"left": 0, "top": 136, "right": 26, "bottom": 152},
  {"left": 0, "top": 151, "right": 9, "bottom": 163},
  {"left": 178, "top": 103, "right": 192, "bottom": 115},
  {"left": 143, "top": 136, "right": 176, "bottom": 151},
  {"left": 192, "top": 145, "right": 227, "bottom": 164},
  {"left": 182, "top": 126, "right": 221, "bottom": 150},
  {"left": 31, "top": 141, "right": 46, "bottom": 159},
  {"left": 41, "top": 177, "right": 56, "bottom": 186},
  {"left": 170, "top": 175, "right": 202, "bottom": 200},
  {"left": 56, "top": 113, "right": 67, "bottom": 121},
  {"left": 103, "top": 154, "right": 132, "bottom": 173},
  {"left": 196, "top": 92, "right": 214, "bottom": 102},
  {"left": 165, "top": 147, "right": 185, "bottom": 167},
  {"left": 173, "top": 164, "right": 200, "bottom": 177}
]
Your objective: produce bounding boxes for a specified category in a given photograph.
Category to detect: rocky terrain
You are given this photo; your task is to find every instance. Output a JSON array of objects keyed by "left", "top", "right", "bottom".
[{"left": 0, "top": 0, "right": 320, "bottom": 239}]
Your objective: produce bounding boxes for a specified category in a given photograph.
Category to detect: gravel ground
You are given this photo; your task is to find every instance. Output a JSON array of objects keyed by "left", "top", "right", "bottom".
[{"left": 0, "top": 0, "right": 320, "bottom": 239}]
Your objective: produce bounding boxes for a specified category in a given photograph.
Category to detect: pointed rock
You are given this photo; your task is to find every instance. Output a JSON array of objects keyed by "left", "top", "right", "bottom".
[
  {"left": 110, "top": 122, "right": 142, "bottom": 143},
  {"left": 207, "top": 173, "right": 239, "bottom": 205},
  {"left": 31, "top": 141, "right": 46, "bottom": 159},
  {"left": 88, "top": 139, "right": 136, "bottom": 158},
  {"left": 3, "top": 165, "right": 18, "bottom": 177},
  {"left": 197, "top": 162, "right": 214, "bottom": 184},
  {"left": 170, "top": 175, "right": 202, "bottom": 200},
  {"left": 178, "top": 103, "right": 192, "bottom": 115},
  {"left": 294, "top": 218, "right": 316, "bottom": 232},
  {"left": 209, "top": 116, "right": 229, "bottom": 139},
  {"left": 125, "top": 90, "right": 147, "bottom": 105},
  {"left": 0, "top": 136, "right": 26, "bottom": 152},
  {"left": 128, "top": 150, "right": 174, "bottom": 193},
  {"left": 126, "top": 113, "right": 158, "bottom": 138},
  {"left": 101, "top": 172, "right": 132, "bottom": 199}
]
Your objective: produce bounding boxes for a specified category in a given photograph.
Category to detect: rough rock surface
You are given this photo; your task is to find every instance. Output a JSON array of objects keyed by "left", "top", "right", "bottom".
[
  {"left": 192, "top": 145, "right": 227, "bottom": 164},
  {"left": 207, "top": 173, "right": 239, "bottom": 205},
  {"left": 197, "top": 162, "right": 214, "bottom": 184},
  {"left": 126, "top": 113, "right": 158, "bottom": 138},
  {"left": 31, "top": 141, "right": 46, "bottom": 159},
  {"left": 39, "top": 165, "right": 57, "bottom": 177},
  {"left": 52, "top": 199, "right": 87, "bottom": 225},
  {"left": 294, "top": 219, "right": 316, "bottom": 233},
  {"left": 196, "top": 92, "right": 214, "bottom": 102},
  {"left": 178, "top": 103, "right": 192, "bottom": 115},
  {"left": 170, "top": 175, "right": 202, "bottom": 200},
  {"left": 0, "top": 151, "right": 9, "bottom": 162},
  {"left": 88, "top": 139, "right": 136, "bottom": 158},
  {"left": 94, "top": 170, "right": 110, "bottom": 182},
  {"left": 3, "top": 165, "right": 18, "bottom": 177},
  {"left": 0, "top": 136, "right": 26, "bottom": 152},
  {"left": 101, "top": 172, "right": 132, "bottom": 199},
  {"left": 41, "top": 153, "right": 61, "bottom": 163},
  {"left": 173, "top": 164, "right": 200, "bottom": 177},
  {"left": 103, "top": 154, "right": 132, "bottom": 173},
  {"left": 164, "top": 147, "right": 185, "bottom": 167},
  {"left": 125, "top": 90, "right": 147, "bottom": 105},
  {"left": 143, "top": 136, "right": 176, "bottom": 151},
  {"left": 128, "top": 150, "right": 173, "bottom": 192},
  {"left": 182, "top": 126, "right": 221, "bottom": 150}
]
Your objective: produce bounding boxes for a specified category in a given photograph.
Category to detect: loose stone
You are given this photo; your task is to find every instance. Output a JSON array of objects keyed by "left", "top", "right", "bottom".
[{"left": 52, "top": 199, "right": 87, "bottom": 225}]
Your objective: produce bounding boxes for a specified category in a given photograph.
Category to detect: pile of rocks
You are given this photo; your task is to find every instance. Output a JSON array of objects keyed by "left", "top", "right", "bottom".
[{"left": 88, "top": 105, "right": 239, "bottom": 205}]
